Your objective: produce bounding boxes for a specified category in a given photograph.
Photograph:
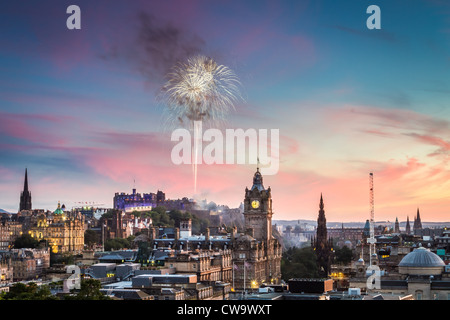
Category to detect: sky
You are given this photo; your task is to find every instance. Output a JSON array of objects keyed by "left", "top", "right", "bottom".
[{"left": 1, "top": 0, "right": 450, "bottom": 222}]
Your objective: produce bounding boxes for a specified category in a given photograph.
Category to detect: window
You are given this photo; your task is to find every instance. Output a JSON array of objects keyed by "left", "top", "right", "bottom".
[{"left": 416, "top": 291, "right": 422, "bottom": 300}]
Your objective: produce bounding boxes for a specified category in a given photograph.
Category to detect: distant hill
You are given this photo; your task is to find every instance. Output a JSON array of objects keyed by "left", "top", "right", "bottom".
[
  {"left": 0, "top": 209, "right": 11, "bottom": 214},
  {"left": 273, "top": 219, "right": 450, "bottom": 229}
]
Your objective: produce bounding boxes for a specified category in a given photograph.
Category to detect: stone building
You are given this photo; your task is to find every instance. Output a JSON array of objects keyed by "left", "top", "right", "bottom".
[
  {"left": 165, "top": 250, "right": 232, "bottom": 282},
  {"left": 232, "top": 167, "right": 282, "bottom": 290},
  {"left": 28, "top": 202, "right": 85, "bottom": 254},
  {"left": 135, "top": 167, "right": 282, "bottom": 291},
  {"left": 0, "top": 221, "right": 11, "bottom": 250},
  {"left": 349, "top": 246, "right": 450, "bottom": 300},
  {"left": 0, "top": 253, "right": 13, "bottom": 292},
  {"left": 8, "top": 248, "right": 50, "bottom": 281},
  {"left": 327, "top": 225, "right": 365, "bottom": 249}
]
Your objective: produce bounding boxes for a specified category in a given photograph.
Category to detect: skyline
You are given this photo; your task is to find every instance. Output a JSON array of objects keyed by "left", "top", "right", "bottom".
[{"left": 1, "top": 1, "right": 450, "bottom": 221}]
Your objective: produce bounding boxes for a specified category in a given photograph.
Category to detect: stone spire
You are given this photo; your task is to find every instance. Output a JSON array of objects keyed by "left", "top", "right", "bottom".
[
  {"left": 314, "top": 193, "right": 331, "bottom": 277},
  {"left": 405, "top": 215, "right": 411, "bottom": 235},
  {"left": 19, "top": 168, "right": 32, "bottom": 211},
  {"left": 394, "top": 217, "right": 400, "bottom": 234},
  {"left": 413, "top": 208, "right": 422, "bottom": 234}
]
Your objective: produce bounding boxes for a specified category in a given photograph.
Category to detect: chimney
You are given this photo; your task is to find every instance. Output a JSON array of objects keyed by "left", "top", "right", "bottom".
[
  {"left": 175, "top": 227, "right": 180, "bottom": 241},
  {"left": 149, "top": 227, "right": 156, "bottom": 240},
  {"left": 231, "top": 226, "right": 237, "bottom": 242}
]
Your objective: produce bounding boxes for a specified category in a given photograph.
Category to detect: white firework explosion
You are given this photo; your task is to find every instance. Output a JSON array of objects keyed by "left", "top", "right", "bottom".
[
  {"left": 161, "top": 55, "right": 242, "bottom": 127},
  {"left": 159, "top": 55, "right": 243, "bottom": 194}
]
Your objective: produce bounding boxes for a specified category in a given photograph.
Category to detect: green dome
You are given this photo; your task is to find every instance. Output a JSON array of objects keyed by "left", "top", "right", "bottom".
[{"left": 54, "top": 202, "right": 64, "bottom": 215}]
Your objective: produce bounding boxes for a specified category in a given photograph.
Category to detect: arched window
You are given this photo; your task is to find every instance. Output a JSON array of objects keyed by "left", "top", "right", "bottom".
[{"left": 415, "top": 290, "right": 423, "bottom": 300}]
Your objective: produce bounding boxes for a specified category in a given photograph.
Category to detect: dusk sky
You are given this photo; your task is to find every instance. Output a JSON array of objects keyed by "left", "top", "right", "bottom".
[{"left": 1, "top": 0, "right": 450, "bottom": 222}]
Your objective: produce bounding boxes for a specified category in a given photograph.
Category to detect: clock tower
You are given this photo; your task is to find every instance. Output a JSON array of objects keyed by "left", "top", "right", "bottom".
[{"left": 243, "top": 166, "right": 273, "bottom": 242}]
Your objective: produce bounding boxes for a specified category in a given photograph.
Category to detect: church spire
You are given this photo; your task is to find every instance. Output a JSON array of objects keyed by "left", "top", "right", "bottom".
[
  {"left": 406, "top": 215, "right": 411, "bottom": 235},
  {"left": 414, "top": 207, "right": 422, "bottom": 232},
  {"left": 24, "top": 168, "right": 29, "bottom": 192},
  {"left": 19, "top": 168, "right": 32, "bottom": 211},
  {"left": 394, "top": 217, "right": 400, "bottom": 233}
]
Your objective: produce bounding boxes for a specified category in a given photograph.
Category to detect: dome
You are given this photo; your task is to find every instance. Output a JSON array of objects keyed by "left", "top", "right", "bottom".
[
  {"left": 399, "top": 247, "right": 445, "bottom": 268},
  {"left": 54, "top": 202, "right": 64, "bottom": 215},
  {"left": 398, "top": 247, "right": 445, "bottom": 276}
]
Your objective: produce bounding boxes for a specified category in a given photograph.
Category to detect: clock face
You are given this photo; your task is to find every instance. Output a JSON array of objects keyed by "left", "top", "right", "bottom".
[{"left": 251, "top": 200, "right": 260, "bottom": 209}]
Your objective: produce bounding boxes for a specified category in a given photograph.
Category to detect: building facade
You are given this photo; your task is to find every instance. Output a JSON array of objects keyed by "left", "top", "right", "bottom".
[
  {"left": 113, "top": 189, "right": 165, "bottom": 211},
  {"left": 232, "top": 167, "right": 282, "bottom": 290},
  {"left": 28, "top": 202, "right": 85, "bottom": 254}
]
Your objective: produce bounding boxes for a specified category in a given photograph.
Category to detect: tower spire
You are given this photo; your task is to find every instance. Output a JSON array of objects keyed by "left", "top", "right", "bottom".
[
  {"left": 406, "top": 215, "right": 411, "bottom": 235},
  {"left": 315, "top": 193, "right": 330, "bottom": 277},
  {"left": 19, "top": 168, "right": 32, "bottom": 211},
  {"left": 24, "top": 168, "right": 29, "bottom": 192}
]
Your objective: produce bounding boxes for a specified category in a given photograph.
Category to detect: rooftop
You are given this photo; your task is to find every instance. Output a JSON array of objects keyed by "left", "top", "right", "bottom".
[{"left": 398, "top": 247, "right": 445, "bottom": 268}]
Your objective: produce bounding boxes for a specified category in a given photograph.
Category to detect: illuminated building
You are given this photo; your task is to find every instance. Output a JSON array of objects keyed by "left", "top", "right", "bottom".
[
  {"left": 232, "top": 166, "right": 282, "bottom": 290},
  {"left": 0, "top": 253, "right": 13, "bottom": 291},
  {"left": 28, "top": 202, "right": 85, "bottom": 254},
  {"left": 114, "top": 189, "right": 165, "bottom": 211}
]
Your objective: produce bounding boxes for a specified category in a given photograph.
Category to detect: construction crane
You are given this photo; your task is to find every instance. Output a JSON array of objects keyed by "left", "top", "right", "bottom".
[
  {"left": 368, "top": 172, "right": 376, "bottom": 265},
  {"left": 73, "top": 202, "right": 105, "bottom": 209}
]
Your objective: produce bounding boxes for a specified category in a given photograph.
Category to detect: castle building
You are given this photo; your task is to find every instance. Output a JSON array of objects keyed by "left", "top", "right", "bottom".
[
  {"left": 113, "top": 189, "right": 165, "bottom": 211},
  {"left": 19, "top": 168, "right": 32, "bottom": 212}
]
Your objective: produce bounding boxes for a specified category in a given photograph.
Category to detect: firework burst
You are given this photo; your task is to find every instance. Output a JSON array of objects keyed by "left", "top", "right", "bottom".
[
  {"left": 161, "top": 55, "right": 242, "bottom": 128},
  {"left": 160, "top": 55, "right": 243, "bottom": 194}
]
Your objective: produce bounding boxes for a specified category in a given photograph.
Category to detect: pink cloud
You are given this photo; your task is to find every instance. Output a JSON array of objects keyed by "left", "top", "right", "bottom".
[
  {"left": 407, "top": 133, "right": 450, "bottom": 157},
  {"left": 0, "top": 112, "right": 71, "bottom": 146}
]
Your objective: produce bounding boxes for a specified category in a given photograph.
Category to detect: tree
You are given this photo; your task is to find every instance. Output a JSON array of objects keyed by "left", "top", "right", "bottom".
[
  {"left": 84, "top": 229, "right": 100, "bottom": 247},
  {"left": 13, "top": 234, "right": 39, "bottom": 249},
  {"left": 65, "top": 279, "right": 109, "bottom": 300},
  {"left": 100, "top": 209, "right": 118, "bottom": 220},
  {"left": 1, "top": 282, "right": 57, "bottom": 300},
  {"left": 334, "top": 246, "right": 353, "bottom": 265},
  {"left": 281, "top": 246, "right": 319, "bottom": 280},
  {"left": 104, "top": 236, "right": 135, "bottom": 251}
]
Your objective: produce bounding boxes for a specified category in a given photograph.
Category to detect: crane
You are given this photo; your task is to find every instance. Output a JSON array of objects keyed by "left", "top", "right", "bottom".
[{"left": 368, "top": 172, "right": 376, "bottom": 265}]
